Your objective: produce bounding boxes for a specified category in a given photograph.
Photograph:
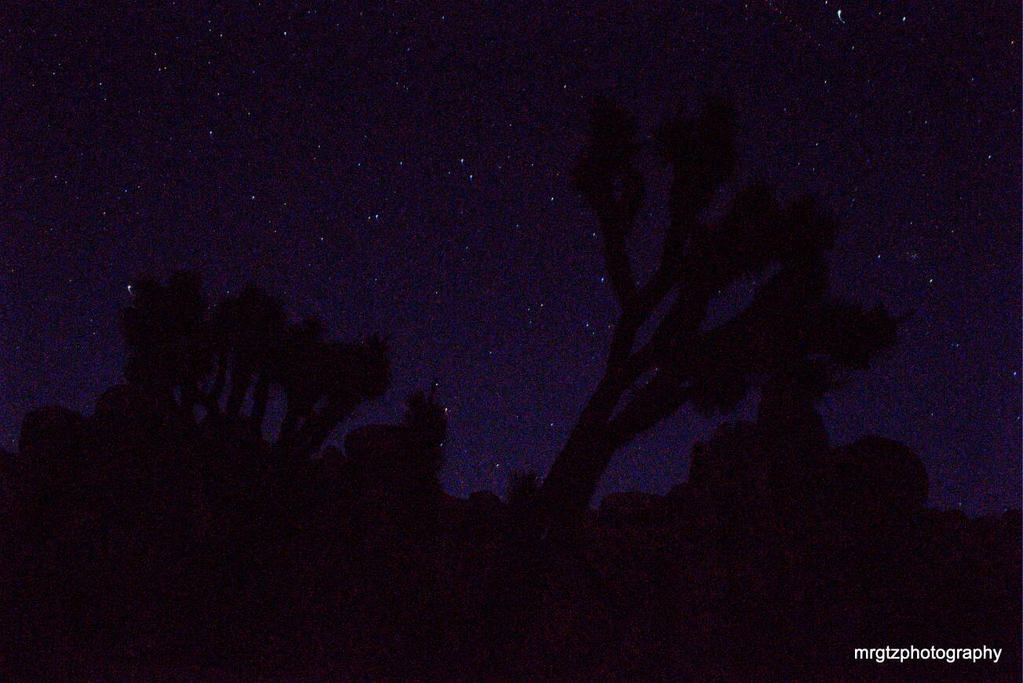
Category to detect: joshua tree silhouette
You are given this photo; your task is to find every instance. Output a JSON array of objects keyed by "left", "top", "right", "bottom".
[
  {"left": 536, "top": 97, "right": 899, "bottom": 531},
  {"left": 120, "top": 274, "right": 390, "bottom": 459},
  {"left": 3, "top": 96, "right": 1019, "bottom": 682}
]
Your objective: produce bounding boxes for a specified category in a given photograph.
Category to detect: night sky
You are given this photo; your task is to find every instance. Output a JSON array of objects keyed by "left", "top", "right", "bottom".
[{"left": 2, "top": 1, "right": 1019, "bottom": 514}]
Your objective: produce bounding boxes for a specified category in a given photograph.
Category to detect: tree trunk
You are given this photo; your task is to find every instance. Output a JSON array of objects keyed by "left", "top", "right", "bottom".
[
  {"left": 539, "top": 426, "right": 615, "bottom": 530},
  {"left": 225, "top": 363, "right": 253, "bottom": 418},
  {"left": 208, "top": 352, "right": 227, "bottom": 409},
  {"left": 250, "top": 372, "right": 271, "bottom": 432},
  {"left": 537, "top": 374, "right": 625, "bottom": 530},
  {"left": 277, "top": 410, "right": 300, "bottom": 451}
]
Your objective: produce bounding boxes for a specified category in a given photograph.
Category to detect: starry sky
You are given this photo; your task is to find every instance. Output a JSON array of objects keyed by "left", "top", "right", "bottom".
[{"left": 1, "top": 1, "right": 1019, "bottom": 514}]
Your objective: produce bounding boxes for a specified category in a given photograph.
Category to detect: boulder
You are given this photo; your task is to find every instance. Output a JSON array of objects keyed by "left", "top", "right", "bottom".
[
  {"left": 598, "top": 491, "right": 669, "bottom": 527},
  {"left": 19, "top": 405, "right": 86, "bottom": 462},
  {"left": 830, "top": 436, "right": 928, "bottom": 519}
]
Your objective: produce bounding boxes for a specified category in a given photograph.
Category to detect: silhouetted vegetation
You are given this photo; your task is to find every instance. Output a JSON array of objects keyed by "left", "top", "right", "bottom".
[
  {"left": 0, "top": 99, "right": 1017, "bottom": 679},
  {"left": 538, "top": 97, "right": 899, "bottom": 530},
  {"left": 121, "top": 274, "right": 389, "bottom": 459}
]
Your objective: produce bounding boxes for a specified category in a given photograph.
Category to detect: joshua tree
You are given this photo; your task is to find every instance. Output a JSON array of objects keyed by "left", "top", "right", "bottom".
[
  {"left": 535, "top": 98, "right": 898, "bottom": 531},
  {"left": 121, "top": 271, "right": 212, "bottom": 416},
  {"left": 212, "top": 286, "right": 287, "bottom": 422},
  {"left": 120, "top": 273, "right": 389, "bottom": 458}
]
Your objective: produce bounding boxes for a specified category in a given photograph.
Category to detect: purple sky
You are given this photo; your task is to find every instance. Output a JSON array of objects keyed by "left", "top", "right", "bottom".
[{"left": 1, "top": 1, "right": 1019, "bottom": 513}]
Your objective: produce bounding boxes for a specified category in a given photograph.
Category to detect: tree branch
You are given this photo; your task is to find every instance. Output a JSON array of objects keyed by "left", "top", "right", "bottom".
[{"left": 607, "top": 371, "right": 692, "bottom": 450}]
